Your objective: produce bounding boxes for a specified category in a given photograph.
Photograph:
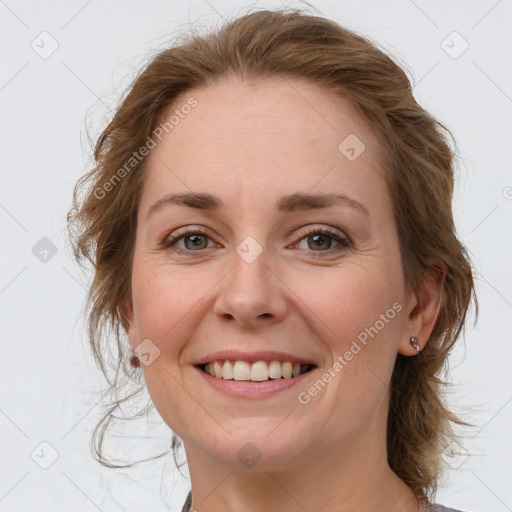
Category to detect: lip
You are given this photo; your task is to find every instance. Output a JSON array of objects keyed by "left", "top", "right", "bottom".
[
  {"left": 192, "top": 349, "right": 318, "bottom": 366},
  {"left": 195, "top": 364, "right": 316, "bottom": 399}
]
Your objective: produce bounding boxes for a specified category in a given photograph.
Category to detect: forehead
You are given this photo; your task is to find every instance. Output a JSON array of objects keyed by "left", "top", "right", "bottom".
[{"left": 140, "top": 75, "right": 388, "bottom": 217}]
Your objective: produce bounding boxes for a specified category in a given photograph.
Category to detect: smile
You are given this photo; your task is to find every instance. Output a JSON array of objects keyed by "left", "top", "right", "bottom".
[{"left": 198, "top": 360, "right": 316, "bottom": 382}]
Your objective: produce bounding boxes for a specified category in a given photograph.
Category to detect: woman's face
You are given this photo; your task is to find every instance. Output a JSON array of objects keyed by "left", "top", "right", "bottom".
[{"left": 124, "top": 75, "right": 419, "bottom": 469}]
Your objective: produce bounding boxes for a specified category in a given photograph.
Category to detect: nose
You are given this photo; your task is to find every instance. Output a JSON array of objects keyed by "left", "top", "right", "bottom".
[{"left": 213, "top": 249, "right": 287, "bottom": 329}]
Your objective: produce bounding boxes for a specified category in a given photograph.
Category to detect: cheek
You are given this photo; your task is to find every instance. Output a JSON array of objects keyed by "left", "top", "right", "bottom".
[
  {"left": 292, "top": 260, "right": 404, "bottom": 405},
  {"left": 130, "top": 259, "right": 219, "bottom": 355},
  {"left": 287, "top": 264, "right": 403, "bottom": 443},
  {"left": 293, "top": 261, "right": 402, "bottom": 344},
  {"left": 295, "top": 265, "right": 402, "bottom": 405},
  {"left": 130, "top": 263, "right": 207, "bottom": 429}
]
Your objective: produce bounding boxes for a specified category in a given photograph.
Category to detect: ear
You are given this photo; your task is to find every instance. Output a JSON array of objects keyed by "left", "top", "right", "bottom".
[
  {"left": 398, "top": 260, "right": 447, "bottom": 356},
  {"left": 119, "top": 296, "right": 138, "bottom": 351}
]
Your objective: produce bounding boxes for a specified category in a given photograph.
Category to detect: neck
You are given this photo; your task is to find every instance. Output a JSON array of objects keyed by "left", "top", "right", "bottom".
[{"left": 183, "top": 417, "right": 420, "bottom": 512}]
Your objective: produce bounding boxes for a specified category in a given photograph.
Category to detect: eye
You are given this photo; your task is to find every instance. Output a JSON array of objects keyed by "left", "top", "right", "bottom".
[
  {"left": 161, "top": 225, "right": 353, "bottom": 255},
  {"left": 292, "top": 226, "right": 353, "bottom": 254},
  {"left": 161, "top": 227, "right": 215, "bottom": 253}
]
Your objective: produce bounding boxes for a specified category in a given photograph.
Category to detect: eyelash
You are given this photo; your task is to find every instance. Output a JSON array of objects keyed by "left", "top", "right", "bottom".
[{"left": 161, "top": 225, "right": 353, "bottom": 256}]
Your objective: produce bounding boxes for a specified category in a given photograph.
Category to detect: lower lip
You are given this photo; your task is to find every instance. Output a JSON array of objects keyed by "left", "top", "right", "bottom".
[{"left": 195, "top": 366, "right": 315, "bottom": 399}]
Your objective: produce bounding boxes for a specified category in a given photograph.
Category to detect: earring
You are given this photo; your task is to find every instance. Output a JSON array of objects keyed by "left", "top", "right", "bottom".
[
  {"left": 130, "top": 347, "right": 141, "bottom": 368},
  {"left": 409, "top": 337, "right": 421, "bottom": 352}
]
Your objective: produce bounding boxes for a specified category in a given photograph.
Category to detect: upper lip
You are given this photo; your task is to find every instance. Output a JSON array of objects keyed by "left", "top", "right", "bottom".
[{"left": 193, "top": 350, "right": 318, "bottom": 366}]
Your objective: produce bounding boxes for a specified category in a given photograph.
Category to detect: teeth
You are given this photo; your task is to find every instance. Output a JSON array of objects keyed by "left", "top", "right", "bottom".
[
  {"left": 213, "top": 361, "right": 223, "bottom": 378},
  {"left": 203, "top": 360, "right": 309, "bottom": 381},
  {"left": 221, "top": 360, "right": 234, "bottom": 380},
  {"left": 233, "top": 361, "right": 251, "bottom": 381},
  {"left": 268, "top": 360, "right": 282, "bottom": 379},
  {"left": 251, "top": 361, "right": 269, "bottom": 381}
]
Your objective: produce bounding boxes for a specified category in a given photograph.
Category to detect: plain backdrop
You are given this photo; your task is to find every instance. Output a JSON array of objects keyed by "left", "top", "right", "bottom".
[{"left": 1, "top": 1, "right": 511, "bottom": 511}]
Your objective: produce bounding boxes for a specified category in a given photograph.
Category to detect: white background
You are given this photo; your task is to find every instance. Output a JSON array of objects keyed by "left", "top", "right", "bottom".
[{"left": 1, "top": 1, "right": 511, "bottom": 511}]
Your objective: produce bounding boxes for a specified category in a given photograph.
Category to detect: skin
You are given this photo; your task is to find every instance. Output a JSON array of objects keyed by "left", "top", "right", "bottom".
[{"left": 123, "top": 75, "right": 444, "bottom": 512}]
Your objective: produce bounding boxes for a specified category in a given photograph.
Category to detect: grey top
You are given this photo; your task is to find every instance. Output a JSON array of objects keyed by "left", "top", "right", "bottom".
[
  {"left": 180, "top": 491, "right": 467, "bottom": 511},
  {"left": 423, "top": 507, "right": 466, "bottom": 512},
  {"left": 181, "top": 492, "right": 192, "bottom": 512},
  {"left": 423, "top": 507, "right": 467, "bottom": 512}
]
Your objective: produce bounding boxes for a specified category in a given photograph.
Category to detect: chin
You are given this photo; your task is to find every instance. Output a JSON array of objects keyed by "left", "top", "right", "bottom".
[{"left": 194, "top": 429, "right": 309, "bottom": 471}]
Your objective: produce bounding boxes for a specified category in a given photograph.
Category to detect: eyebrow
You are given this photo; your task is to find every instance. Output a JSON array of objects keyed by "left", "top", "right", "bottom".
[{"left": 145, "top": 191, "right": 369, "bottom": 219}]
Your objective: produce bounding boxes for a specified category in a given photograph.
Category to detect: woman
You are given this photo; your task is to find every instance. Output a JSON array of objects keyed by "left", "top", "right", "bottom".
[{"left": 67, "top": 8, "right": 477, "bottom": 512}]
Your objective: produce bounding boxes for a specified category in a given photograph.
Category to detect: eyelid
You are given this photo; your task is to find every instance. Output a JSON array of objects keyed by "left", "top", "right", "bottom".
[
  {"left": 293, "top": 225, "right": 351, "bottom": 244},
  {"left": 161, "top": 225, "right": 212, "bottom": 248},
  {"left": 290, "top": 225, "right": 353, "bottom": 253}
]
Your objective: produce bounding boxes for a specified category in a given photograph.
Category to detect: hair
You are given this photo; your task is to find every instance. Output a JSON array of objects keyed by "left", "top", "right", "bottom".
[{"left": 66, "top": 7, "right": 477, "bottom": 503}]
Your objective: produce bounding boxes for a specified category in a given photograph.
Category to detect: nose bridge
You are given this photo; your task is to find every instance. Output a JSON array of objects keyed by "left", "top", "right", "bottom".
[{"left": 213, "top": 238, "right": 286, "bottom": 327}]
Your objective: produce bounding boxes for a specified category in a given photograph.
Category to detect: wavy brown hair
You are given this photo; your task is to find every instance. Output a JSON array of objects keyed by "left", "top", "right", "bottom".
[{"left": 66, "top": 7, "right": 477, "bottom": 503}]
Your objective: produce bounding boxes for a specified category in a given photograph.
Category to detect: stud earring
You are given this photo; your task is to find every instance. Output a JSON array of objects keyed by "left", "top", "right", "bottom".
[
  {"left": 409, "top": 337, "right": 421, "bottom": 352},
  {"left": 130, "top": 347, "right": 141, "bottom": 368}
]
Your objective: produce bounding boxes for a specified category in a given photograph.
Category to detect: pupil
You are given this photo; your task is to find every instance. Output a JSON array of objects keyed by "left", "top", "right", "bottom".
[
  {"left": 186, "top": 234, "right": 206, "bottom": 249},
  {"left": 309, "top": 234, "right": 330, "bottom": 250}
]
